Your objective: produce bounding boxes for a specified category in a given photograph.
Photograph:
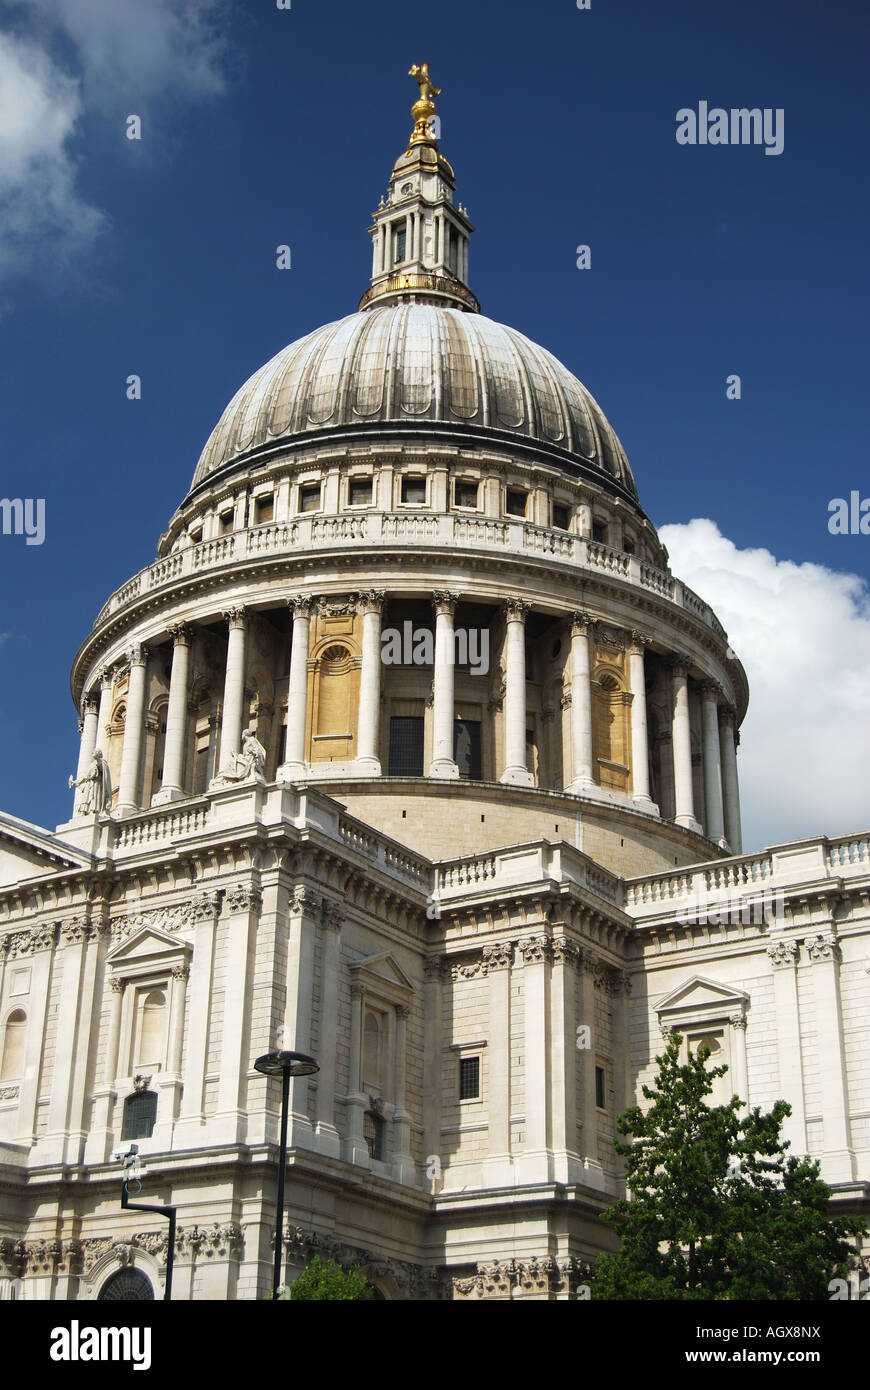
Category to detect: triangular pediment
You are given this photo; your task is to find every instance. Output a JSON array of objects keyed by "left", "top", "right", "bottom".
[
  {"left": 0, "top": 812, "right": 91, "bottom": 888},
  {"left": 351, "top": 952, "right": 414, "bottom": 995},
  {"left": 656, "top": 976, "right": 749, "bottom": 1017},
  {"left": 106, "top": 925, "right": 188, "bottom": 965}
]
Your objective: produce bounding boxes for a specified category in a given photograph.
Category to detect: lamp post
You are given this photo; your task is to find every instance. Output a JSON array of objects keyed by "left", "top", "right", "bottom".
[{"left": 254, "top": 1050, "right": 319, "bottom": 1301}]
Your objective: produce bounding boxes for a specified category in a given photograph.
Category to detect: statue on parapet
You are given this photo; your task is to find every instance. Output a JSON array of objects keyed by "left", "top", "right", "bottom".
[
  {"left": 69, "top": 747, "right": 112, "bottom": 815},
  {"left": 213, "top": 729, "right": 267, "bottom": 786}
]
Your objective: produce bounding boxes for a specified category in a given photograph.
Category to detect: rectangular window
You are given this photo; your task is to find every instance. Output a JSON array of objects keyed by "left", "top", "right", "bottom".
[
  {"left": 454, "top": 480, "right": 478, "bottom": 509},
  {"left": 623, "top": 535, "right": 635, "bottom": 554},
  {"left": 595, "top": 1065, "right": 606, "bottom": 1109},
  {"left": 218, "top": 510, "right": 233, "bottom": 534},
  {"left": 401, "top": 475, "right": 426, "bottom": 505},
  {"left": 552, "top": 503, "right": 570, "bottom": 530},
  {"left": 349, "top": 477, "right": 373, "bottom": 506},
  {"left": 459, "top": 1055, "right": 480, "bottom": 1101},
  {"left": 592, "top": 519, "right": 607, "bottom": 544},
  {"left": 189, "top": 527, "right": 203, "bottom": 545},
  {"left": 389, "top": 716, "right": 424, "bottom": 776},
  {"left": 299, "top": 483, "right": 321, "bottom": 513},
  {"left": 454, "top": 720, "right": 482, "bottom": 780},
  {"left": 506, "top": 489, "right": 527, "bottom": 518},
  {"left": 254, "top": 494, "right": 274, "bottom": 524},
  {"left": 394, "top": 225, "right": 407, "bottom": 264}
]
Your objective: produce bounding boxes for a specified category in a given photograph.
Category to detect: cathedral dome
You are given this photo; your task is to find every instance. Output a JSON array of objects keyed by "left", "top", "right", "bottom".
[{"left": 190, "top": 304, "right": 637, "bottom": 499}]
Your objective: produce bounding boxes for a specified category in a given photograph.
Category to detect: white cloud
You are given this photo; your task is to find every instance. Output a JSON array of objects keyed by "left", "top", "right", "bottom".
[
  {"left": 659, "top": 518, "right": 870, "bottom": 853},
  {"left": 0, "top": 2, "right": 228, "bottom": 286}
]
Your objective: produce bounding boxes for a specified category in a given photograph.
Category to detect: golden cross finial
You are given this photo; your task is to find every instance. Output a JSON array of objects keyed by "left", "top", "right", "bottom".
[
  {"left": 408, "top": 62, "right": 441, "bottom": 147},
  {"left": 409, "top": 63, "right": 441, "bottom": 103}
]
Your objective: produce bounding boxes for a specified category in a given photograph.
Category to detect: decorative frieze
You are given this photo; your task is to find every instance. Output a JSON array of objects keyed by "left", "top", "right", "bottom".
[
  {"left": 807, "top": 933, "right": 839, "bottom": 963},
  {"left": 519, "top": 934, "right": 552, "bottom": 965},
  {"left": 226, "top": 884, "right": 263, "bottom": 914},
  {"left": 291, "top": 885, "right": 322, "bottom": 915},
  {"left": 0, "top": 1085, "right": 20, "bottom": 1101},
  {"left": 767, "top": 939, "right": 800, "bottom": 968},
  {"left": 453, "top": 1255, "right": 592, "bottom": 1300}
]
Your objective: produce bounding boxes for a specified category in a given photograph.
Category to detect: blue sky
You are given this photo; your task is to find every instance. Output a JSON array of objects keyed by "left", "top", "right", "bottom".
[{"left": 0, "top": 0, "right": 867, "bottom": 848}]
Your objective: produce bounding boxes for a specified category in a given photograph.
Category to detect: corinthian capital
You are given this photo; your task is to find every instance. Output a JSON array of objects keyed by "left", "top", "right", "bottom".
[
  {"left": 432, "top": 590, "right": 460, "bottom": 617},
  {"left": 504, "top": 597, "right": 531, "bottom": 623}
]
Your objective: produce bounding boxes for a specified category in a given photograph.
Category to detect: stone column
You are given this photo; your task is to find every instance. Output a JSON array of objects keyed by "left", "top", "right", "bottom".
[
  {"left": 550, "top": 939, "right": 581, "bottom": 1184},
  {"left": 15, "top": 927, "right": 57, "bottom": 1145},
  {"left": 344, "top": 983, "right": 370, "bottom": 1166},
  {"left": 279, "top": 596, "right": 312, "bottom": 780},
  {"left": 282, "top": 886, "right": 318, "bottom": 1145},
  {"left": 500, "top": 598, "right": 534, "bottom": 785},
  {"left": 215, "top": 884, "right": 261, "bottom": 1146},
  {"left": 720, "top": 705, "right": 743, "bottom": 853},
  {"left": 176, "top": 891, "right": 221, "bottom": 1140},
  {"left": 391, "top": 1005, "right": 414, "bottom": 1184},
  {"left": 482, "top": 942, "right": 513, "bottom": 1186},
  {"left": 766, "top": 939, "right": 807, "bottom": 1152},
  {"left": 150, "top": 962, "right": 189, "bottom": 1150},
  {"left": 152, "top": 623, "right": 193, "bottom": 804},
  {"left": 85, "top": 975, "right": 124, "bottom": 1164},
  {"left": 627, "top": 632, "right": 657, "bottom": 811},
  {"left": 216, "top": 608, "right": 247, "bottom": 777},
  {"left": 422, "top": 958, "right": 444, "bottom": 1191},
  {"left": 73, "top": 695, "right": 99, "bottom": 812},
  {"left": 314, "top": 902, "right": 342, "bottom": 1158},
  {"left": 116, "top": 644, "right": 149, "bottom": 816},
  {"left": 356, "top": 590, "right": 385, "bottom": 775},
  {"left": 670, "top": 656, "right": 702, "bottom": 833},
  {"left": 701, "top": 682, "right": 726, "bottom": 845},
  {"left": 578, "top": 951, "right": 604, "bottom": 1186},
  {"left": 95, "top": 668, "right": 114, "bottom": 756},
  {"left": 429, "top": 591, "right": 459, "bottom": 778},
  {"left": 46, "top": 918, "right": 94, "bottom": 1164},
  {"left": 567, "top": 612, "right": 595, "bottom": 791},
  {"left": 808, "top": 932, "right": 855, "bottom": 1183},
  {"left": 728, "top": 1013, "right": 749, "bottom": 1102}
]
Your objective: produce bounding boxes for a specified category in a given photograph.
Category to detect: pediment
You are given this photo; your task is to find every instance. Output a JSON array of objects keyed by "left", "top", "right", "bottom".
[
  {"left": 350, "top": 951, "right": 414, "bottom": 999},
  {"left": 656, "top": 976, "right": 748, "bottom": 1019},
  {"left": 0, "top": 813, "right": 91, "bottom": 888},
  {"left": 106, "top": 925, "right": 189, "bottom": 967}
]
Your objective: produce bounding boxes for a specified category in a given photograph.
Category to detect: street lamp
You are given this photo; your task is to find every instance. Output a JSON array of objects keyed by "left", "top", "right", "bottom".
[{"left": 254, "top": 1050, "right": 319, "bottom": 1301}]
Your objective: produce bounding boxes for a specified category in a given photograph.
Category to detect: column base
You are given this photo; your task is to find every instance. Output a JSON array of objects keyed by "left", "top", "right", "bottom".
[
  {"left": 429, "top": 759, "right": 459, "bottom": 779},
  {"left": 276, "top": 762, "right": 307, "bottom": 784},
  {"left": 500, "top": 766, "right": 534, "bottom": 786},
  {"left": 674, "top": 814, "right": 704, "bottom": 834},
  {"left": 151, "top": 786, "right": 185, "bottom": 806},
  {"left": 353, "top": 757, "right": 381, "bottom": 777},
  {"left": 631, "top": 794, "right": 660, "bottom": 816},
  {"left": 313, "top": 1122, "right": 342, "bottom": 1159},
  {"left": 566, "top": 776, "right": 596, "bottom": 795}
]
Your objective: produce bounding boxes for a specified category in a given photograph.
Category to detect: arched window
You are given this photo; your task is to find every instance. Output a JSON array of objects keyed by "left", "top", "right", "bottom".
[
  {"left": 0, "top": 1010, "right": 26, "bottom": 1081},
  {"left": 121, "top": 1090, "right": 158, "bottom": 1140},
  {"left": 98, "top": 1268, "right": 154, "bottom": 1301},
  {"left": 363, "top": 1110, "right": 385, "bottom": 1162},
  {"left": 134, "top": 989, "right": 166, "bottom": 1070}
]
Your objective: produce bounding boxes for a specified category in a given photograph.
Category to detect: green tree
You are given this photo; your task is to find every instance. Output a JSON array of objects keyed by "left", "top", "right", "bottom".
[
  {"left": 592, "top": 1033, "right": 865, "bottom": 1300},
  {"left": 276, "top": 1255, "right": 375, "bottom": 1301}
]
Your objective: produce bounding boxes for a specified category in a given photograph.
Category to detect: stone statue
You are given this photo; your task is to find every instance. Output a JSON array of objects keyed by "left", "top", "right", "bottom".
[
  {"left": 69, "top": 748, "right": 112, "bottom": 815},
  {"left": 215, "top": 730, "right": 266, "bottom": 785}
]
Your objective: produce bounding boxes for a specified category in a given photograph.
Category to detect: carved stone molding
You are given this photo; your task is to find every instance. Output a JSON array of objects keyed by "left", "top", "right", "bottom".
[
  {"left": 7, "top": 923, "right": 59, "bottom": 958},
  {"left": 571, "top": 611, "right": 592, "bottom": 636},
  {"left": 223, "top": 607, "right": 247, "bottom": 629},
  {"left": 519, "top": 934, "right": 552, "bottom": 965},
  {"left": 112, "top": 902, "right": 194, "bottom": 941},
  {"left": 191, "top": 890, "right": 222, "bottom": 923},
  {"left": 167, "top": 621, "right": 193, "bottom": 647},
  {"left": 481, "top": 941, "right": 514, "bottom": 973},
  {"left": 432, "top": 590, "right": 460, "bottom": 617},
  {"left": 729, "top": 1013, "right": 747, "bottom": 1030},
  {"left": 807, "top": 933, "right": 839, "bottom": 963},
  {"left": 60, "top": 916, "right": 92, "bottom": 946},
  {"left": 593, "top": 623, "right": 626, "bottom": 652},
  {"left": 356, "top": 589, "right": 386, "bottom": 614},
  {"left": 227, "top": 884, "right": 263, "bottom": 915},
  {"left": 504, "top": 597, "right": 531, "bottom": 623},
  {"left": 132, "top": 1073, "right": 152, "bottom": 1093},
  {"left": 316, "top": 595, "right": 356, "bottom": 617},
  {"left": 288, "top": 594, "right": 314, "bottom": 619},
  {"left": 291, "top": 885, "right": 322, "bottom": 916},
  {"left": 423, "top": 956, "right": 445, "bottom": 981},
  {"left": 170, "top": 963, "right": 191, "bottom": 982},
  {"left": 452, "top": 1255, "right": 592, "bottom": 1300},
  {"left": 551, "top": 937, "right": 581, "bottom": 967},
  {"left": 767, "top": 939, "right": 800, "bottom": 968},
  {"left": 0, "top": 1085, "right": 20, "bottom": 1102},
  {"left": 322, "top": 900, "right": 344, "bottom": 931}
]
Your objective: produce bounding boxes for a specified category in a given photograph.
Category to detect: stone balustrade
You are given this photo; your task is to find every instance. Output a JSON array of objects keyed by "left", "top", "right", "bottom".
[{"left": 91, "top": 512, "right": 726, "bottom": 642}]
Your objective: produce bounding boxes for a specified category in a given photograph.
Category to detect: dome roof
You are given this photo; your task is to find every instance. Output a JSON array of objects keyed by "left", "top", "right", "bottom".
[{"left": 191, "top": 304, "right": 637, "bottom": 497}]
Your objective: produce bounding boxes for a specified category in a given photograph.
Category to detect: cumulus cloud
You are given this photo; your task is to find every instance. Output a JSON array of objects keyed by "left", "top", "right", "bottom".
[
  {"left": 659, "top": 518, "right": 870, "bottom": 853},
  {"left": 0, "top": 1, "right": 228, "bottom": 286}
]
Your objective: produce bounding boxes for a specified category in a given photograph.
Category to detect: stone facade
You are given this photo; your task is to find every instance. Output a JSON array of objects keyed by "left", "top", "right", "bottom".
[{"left": 0, "top": 71, "right": 866, "bottom": 1300}]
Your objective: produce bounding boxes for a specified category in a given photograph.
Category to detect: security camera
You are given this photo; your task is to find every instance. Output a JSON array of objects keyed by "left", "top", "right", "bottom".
[{"left": 113, "top": 1143, "right": 140, "bottom": 1165}]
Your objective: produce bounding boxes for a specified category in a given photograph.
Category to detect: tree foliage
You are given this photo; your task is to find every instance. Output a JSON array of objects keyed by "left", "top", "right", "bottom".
[
  {"left": 592, "top": 1034, "right": 865, "bottom": 1300},
  {"left": 277, "top": 1255, "right": 375, "bottom": 1301}
]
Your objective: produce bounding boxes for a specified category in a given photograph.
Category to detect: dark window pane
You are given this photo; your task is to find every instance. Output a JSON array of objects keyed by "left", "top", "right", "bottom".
[
  {"left": 459, "top": 1055, "right": 480, "bottom": 1100},
  {"left": 122, "top": 1091, "right": 157, "bottom": 1140},
  {"left": 363, "top": 1110, "right": 384, "bottom": 1160},
  {"left": 394, "top": 227, "right": 406, "bottom": 263},
  {"left": 595, "top": 1066, "right": 606, "bottom": 1109},
  {"left": 389, "top": 717, "right": 424, "bottom": 776},
  {"left": 454, "top": 720, "right": 481, "bottom": 780},
  {"left": 401, "top": 476, "right": 426, "bottom": 504},
  {"left": 349, "top": 478, "right": 372, "bottom": 506},
  {"left": 592, "top": 520, "right": 607, "bottom": 544},
  {"left": 506, "top": 489, "right": 527, "bottom": 518},
  {"left": 299, "top": 484, "right": 321, "bottom": 513},
  {"left": 454, "top": 481, "right": 478, "bottom": 509},
  {"left": 552, "top": 504, "right": 570, "bottom": 530}
]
